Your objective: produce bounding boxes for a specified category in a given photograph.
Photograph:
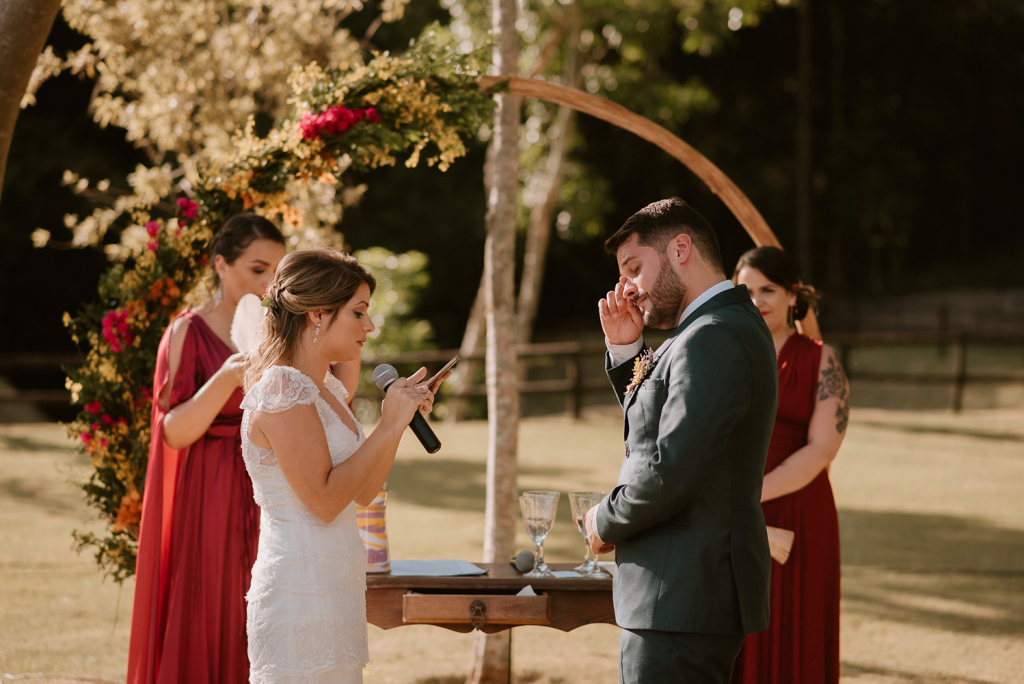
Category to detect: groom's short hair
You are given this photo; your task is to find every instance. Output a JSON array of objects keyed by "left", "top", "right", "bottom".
[{"left": 605, "top": 198, "right": 725, "bottom": 274}]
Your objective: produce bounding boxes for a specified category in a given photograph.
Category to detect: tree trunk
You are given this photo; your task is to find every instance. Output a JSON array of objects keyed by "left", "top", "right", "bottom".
[
  {"left": 466, "top": 0, "right": 520, "bottom": 680},
  {"left": 795, "top": 0, "right": 813, "bottom": 282},
  {"left": 515, "top": 11, "right": 581, "bottom": 346},
  {"left": 0, "top": 0, "right": 62, "bottom": 205}
]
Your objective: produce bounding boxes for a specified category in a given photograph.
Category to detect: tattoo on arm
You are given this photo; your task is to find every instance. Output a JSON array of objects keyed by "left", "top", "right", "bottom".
[{"left": 818, "top": 353, "right": 850, "bottom": 434}]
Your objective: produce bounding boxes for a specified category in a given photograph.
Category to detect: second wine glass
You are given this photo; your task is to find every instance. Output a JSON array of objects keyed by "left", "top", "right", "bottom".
[
  {"left": 519, "top": 491, "right": 560, "bottom": 578},
  {"left": 569, "top": 491, "right": 611, "bottom": 578}
]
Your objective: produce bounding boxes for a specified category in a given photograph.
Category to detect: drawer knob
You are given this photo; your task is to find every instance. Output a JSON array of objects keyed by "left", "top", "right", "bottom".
[{"left": 469, "top": 599, "right": 487, "bottom": 630}]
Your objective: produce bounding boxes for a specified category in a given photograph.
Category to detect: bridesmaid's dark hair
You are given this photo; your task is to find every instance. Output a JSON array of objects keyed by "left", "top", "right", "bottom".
[
  {"left": 208, "top": 214, "right": 286, "bottom": 291},
  {"left": 733, "top": 246, "right": 819, "bottom": 322},
  {"left": 244, "top": 248, "right": 376, "bottom": 392}
]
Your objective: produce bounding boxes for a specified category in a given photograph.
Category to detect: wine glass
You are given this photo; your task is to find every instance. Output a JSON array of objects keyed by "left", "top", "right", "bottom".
[
  {"left": 519, "top": 491, "right": 560, "bottom": 578},
  {"left": 569, "top": 491, "right": 611, "bottom": 578}
]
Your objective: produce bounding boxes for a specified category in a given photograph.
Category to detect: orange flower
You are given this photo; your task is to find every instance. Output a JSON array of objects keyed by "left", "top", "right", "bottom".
[{"left": 113, "top": 488, "right": 142, "bottom": 534}]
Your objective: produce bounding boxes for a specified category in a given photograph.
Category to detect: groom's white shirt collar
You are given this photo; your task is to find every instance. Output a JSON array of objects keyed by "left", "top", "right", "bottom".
[{"left": 606, "top": 279, "right": 734, "bottom": 367}]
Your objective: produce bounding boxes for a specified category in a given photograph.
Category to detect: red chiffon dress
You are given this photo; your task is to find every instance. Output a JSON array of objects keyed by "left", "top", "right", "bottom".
[
  {"left": 731, "top": 333, "right": 841, "bottom": 684},
  {"left": 127, "top": 310, "right": 259, "bottom": 684}
]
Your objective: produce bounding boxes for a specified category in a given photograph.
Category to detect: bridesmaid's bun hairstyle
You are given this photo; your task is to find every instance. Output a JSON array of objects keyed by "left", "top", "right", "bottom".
[
  {"left": 732, "top": 246, "right": 819, "bottom": 322},
  {"left": 208, "top": 214, "right": 286, "bottom": 291},
  {"left": 244, "top": 248, "right": 376, "bottom": 392}
]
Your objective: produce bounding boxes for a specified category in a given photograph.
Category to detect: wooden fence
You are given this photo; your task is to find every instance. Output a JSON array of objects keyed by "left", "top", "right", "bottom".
[{"left": 1, "top": 334, "right": 1022, "bottom": 416}]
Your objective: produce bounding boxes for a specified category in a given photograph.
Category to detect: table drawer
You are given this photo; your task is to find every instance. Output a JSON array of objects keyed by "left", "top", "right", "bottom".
[{"left": 402, "top": 592, "right": 551, "bottom": 626}]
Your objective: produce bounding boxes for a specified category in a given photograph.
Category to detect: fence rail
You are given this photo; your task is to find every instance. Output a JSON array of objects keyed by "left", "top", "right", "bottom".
[{"left": 1, "top": 333, "right": 1022, "bottom": 414}]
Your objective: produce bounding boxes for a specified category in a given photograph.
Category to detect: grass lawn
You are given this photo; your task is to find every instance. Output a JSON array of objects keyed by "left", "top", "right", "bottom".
[{"left": 1, "top": 409, "right": 1022, "bottom": 683}]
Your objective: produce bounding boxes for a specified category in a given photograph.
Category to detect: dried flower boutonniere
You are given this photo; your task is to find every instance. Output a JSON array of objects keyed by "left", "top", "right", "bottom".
[{"left": 625, "top": 348, "right": 655, "bottom": 396}]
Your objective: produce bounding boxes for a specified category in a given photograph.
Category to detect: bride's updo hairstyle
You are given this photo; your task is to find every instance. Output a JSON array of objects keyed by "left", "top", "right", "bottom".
[
  {"left": 732, "top": 246, "right": 820, "bottom": 322},
  {"left": 243, "top": 248, "right": 376, "bottom": 392}
]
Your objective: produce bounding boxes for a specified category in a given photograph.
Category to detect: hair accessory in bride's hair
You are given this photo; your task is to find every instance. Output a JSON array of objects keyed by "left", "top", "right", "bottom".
[{"left": 260, "top": 286, "right": 278, "bottom": 311}]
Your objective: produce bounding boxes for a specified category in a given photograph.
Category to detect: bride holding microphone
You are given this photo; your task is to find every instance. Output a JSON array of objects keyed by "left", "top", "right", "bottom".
[{"left": 240, "top": 248, "right": 444, "bottom": 683}]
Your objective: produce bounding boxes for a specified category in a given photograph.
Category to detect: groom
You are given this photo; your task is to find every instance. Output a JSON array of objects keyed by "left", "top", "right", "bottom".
[{"left": 584, "top": 198, "right": 778, "bottom": 683}]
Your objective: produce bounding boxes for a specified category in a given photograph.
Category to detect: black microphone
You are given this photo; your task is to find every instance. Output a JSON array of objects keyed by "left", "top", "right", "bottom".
[{"left": 372, "top": 364, "right": 442, "bottom": 454}]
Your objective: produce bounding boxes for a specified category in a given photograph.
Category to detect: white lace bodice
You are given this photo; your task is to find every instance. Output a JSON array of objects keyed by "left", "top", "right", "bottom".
[{"left": 241, "top": 365, "right": 369, "bottom": 683}]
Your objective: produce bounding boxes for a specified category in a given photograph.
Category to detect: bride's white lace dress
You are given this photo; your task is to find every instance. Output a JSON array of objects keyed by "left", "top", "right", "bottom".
[{"left": 241, "top": 365, "right": 369, "bottom": 683}]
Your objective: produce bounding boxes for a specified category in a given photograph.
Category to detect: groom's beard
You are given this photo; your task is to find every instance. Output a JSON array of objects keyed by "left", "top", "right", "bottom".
[{"left": 640, "top": 257, "right": 688, "bottom": 329}]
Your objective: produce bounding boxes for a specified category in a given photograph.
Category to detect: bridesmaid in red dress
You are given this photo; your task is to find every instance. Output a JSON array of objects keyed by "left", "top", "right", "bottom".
[
  {"left": 730, "top": 246, "right": 849, "bottom": 684},
  {"left": 127, "top": 215, "right": 286, "bottom": 684}
]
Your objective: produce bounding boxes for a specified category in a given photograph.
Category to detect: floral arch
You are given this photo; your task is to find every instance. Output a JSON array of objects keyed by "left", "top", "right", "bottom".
[
  {"left": 65, "top": 36, "right": 496, "bottom": 580},
  {"left": 65, "top": 35, "right": 807, "bottom": 581}
]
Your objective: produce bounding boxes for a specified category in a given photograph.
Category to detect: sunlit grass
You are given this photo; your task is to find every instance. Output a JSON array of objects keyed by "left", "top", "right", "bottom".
[{"left": 1, "top": 409, "right": 1023, "bottom": 683}]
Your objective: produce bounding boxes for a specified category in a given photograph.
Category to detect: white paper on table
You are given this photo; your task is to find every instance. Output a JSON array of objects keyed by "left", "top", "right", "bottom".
[
  {"left": 516, "top": 585, "right": 537, "bottom": 597},
  {"left": 597, "top": 561, "right": 616, "bottom": 576},
  {"left": 230, "top": 293, "right": 264, "bottom": 353},
  {"left": 388, "top": 560, "right": 488, "bottom": 577},
  {"left": 550, "top": 570, "right": 584, "bottom": 578}
]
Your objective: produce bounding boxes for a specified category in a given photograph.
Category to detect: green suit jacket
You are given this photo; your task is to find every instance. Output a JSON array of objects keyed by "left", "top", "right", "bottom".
[{"left": 595, "top": 284, "right": 778, "bottom": 635}]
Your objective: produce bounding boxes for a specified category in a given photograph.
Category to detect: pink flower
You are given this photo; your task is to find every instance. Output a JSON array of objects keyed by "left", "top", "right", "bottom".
[
  {"left": 101, "top": 414, "right": 113, "bottom": 425},
  {"left": 299, "top": 104, "right": 379, "bottom": 140},
  {"left": 145, "top": 221, "right": 161, "bottom": 237},
  {"left": 102, "top": 309, "right": 134, "bottom": 353},
  {"left": 80, "top": 432, "right": 92, "bottom": 444},
  {"left": 176, "top": 197, "right": 198, "bottom": 219},
  {"left": 91, "top": 423, "right": 100, "bottom": 432},
  {"left": 99, "top": 438, "right": 108, "bottom": 447},
  {"left": 147, "top": 239, "right": 159, "bottom": 251},
  {"left": 84, "top": 402, "right": 102, "bottom": 414}
]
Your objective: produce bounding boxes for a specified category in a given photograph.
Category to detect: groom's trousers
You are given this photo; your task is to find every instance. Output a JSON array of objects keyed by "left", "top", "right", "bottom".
[{"left": 619, "top": 628, "right": 745, "bottom": 684}]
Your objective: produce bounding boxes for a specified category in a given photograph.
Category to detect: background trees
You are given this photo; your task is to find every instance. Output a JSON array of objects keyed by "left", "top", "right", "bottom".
[{"left": 3, "top": 0, "right": 1023, "bottom": 383}]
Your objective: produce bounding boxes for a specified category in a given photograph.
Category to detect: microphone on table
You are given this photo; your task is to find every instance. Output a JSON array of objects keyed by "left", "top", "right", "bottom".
[{"left": 373, "top": 364, "right": 442, "bottom": 454}]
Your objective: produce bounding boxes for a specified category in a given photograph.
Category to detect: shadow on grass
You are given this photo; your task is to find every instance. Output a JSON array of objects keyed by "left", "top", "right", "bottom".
[
  {"left": 0, "top": 432, "right": 76, "bottom": 453},
  {"left": 413, "top": 672, "right": 548, "bottom": 684},
  {"left": 841, "top": 660, "right": 1000, "bottom": 683},
  {"left": 0, "top": 477, "right": 79, "bottom": 512},
  {"left": 388, "top": 458, "right": 569, "bottom": 512},
  {"left": 855, "top": 420, "right": 1024, "bottom": 444},
  {"left": 840, "top": 508, "right": 1024, "bottom": 637},
  {"left": 840, "top": 508, "right": 1024, "bottom": 572}
]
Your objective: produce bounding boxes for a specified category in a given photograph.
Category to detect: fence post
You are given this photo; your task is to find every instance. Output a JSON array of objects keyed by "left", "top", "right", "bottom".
[{"left": 950, "top": 336, "right": 967, "bottom": 412}]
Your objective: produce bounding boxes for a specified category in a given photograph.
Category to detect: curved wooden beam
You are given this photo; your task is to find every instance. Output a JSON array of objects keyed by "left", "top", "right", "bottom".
[{"left": 480, "top": 75, "right": 822, "bottom": 341}]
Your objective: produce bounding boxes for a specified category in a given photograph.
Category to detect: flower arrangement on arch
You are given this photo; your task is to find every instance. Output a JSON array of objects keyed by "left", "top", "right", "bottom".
[{"left": 64, "top": 26, "right": 495, "bottom": 581}]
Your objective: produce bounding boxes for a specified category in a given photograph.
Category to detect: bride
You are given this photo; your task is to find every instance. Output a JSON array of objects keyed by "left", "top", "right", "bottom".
[{"left": 240, "top": 248, "right": 434, "bottom": 683}]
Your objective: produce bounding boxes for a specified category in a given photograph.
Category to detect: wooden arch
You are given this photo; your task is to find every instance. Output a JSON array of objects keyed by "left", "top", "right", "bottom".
[{"left": 480, "top": 75, "right": 821, "bottom": 341}]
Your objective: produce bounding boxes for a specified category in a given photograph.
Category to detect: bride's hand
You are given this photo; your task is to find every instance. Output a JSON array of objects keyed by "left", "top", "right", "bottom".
[
  {"left": 380, "top": 368, "right": 431, "bottom": 427},
  {"left": 219, "top": 352, "right": 247, "bottom": 386}
]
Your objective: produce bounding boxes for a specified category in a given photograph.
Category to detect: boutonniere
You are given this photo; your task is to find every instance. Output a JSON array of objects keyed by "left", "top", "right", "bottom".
[{"left": 625, "top": 348, "right": 655, "bottom": 396}]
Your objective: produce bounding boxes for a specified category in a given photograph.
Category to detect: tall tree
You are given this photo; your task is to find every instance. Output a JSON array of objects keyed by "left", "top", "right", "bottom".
[
  {"left": 466, "top": 0, "right": 520, "bottom": 680},
  {"left": 0, "top": 0, "right": 61, "bottom": 204}
]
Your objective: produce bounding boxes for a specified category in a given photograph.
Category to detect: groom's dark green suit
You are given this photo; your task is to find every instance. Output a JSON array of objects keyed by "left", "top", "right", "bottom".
[{"left": 595, "top": 284, "right": 778, "bottom": 683}]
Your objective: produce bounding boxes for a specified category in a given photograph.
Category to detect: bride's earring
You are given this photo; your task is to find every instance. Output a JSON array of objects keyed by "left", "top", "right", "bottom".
[
  {"left": 214, "top": 283, "right": 223, "bottom": 306},
  {"left": 313, "top": 321, "right": 321, "bottom": 344}
]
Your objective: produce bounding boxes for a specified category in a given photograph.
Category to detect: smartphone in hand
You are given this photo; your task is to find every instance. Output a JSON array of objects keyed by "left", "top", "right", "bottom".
[{"left": 421, "top": 355, "right": 459, "bottom": 392}]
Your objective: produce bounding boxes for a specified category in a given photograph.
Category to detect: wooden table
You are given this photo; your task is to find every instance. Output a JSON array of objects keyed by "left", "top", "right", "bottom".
[{"left": 366, "top": 562, "right": 615, "bottom": 634}]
